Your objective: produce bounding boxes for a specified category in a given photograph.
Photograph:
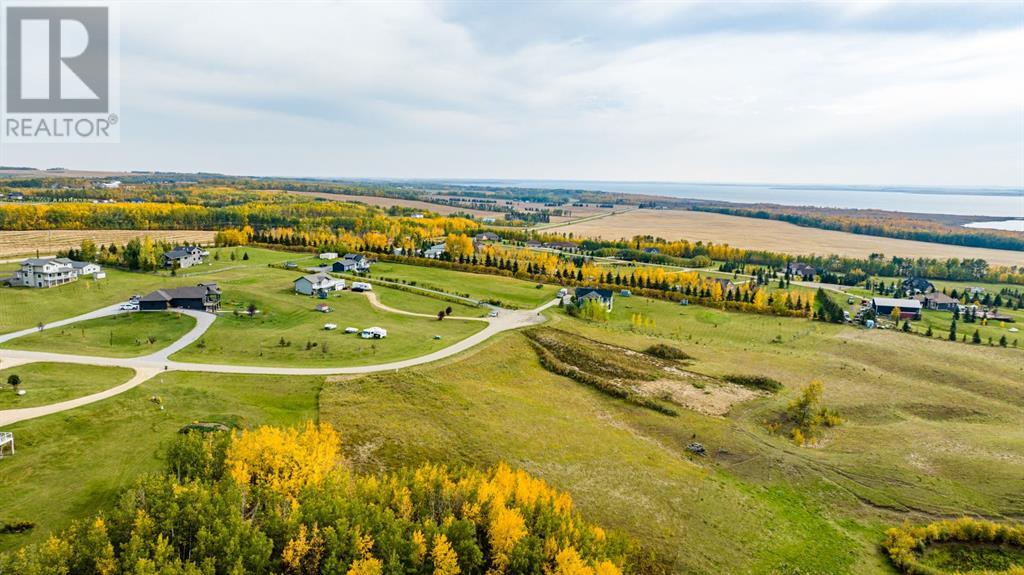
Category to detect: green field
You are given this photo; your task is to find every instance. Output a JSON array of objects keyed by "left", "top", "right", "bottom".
[
  {"left": 1, "top": 312, "right": 197, "bottom": 357},
  {"left": 0, "top": 363, "right": 134, "bottom": 408},
  {"left": 320, "top": 296, "right": 1023, "bottom": 573},
  {"left": 0, "top": 371, "right": 321, "bottom": 552},
  {"left": 2, "top": 257, "right": 1022, "bottom": 573},
  {"left": 170, "top": 268, "right": 486, "bottom": 367},
  {"left": 366, "top": 261, "right": 557, "bottom": 308},
  {"left": 0, "top": 270, "right": 180, "bottom": 335}
]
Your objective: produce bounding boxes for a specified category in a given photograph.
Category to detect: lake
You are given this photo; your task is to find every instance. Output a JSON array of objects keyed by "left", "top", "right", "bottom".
[
  {"left": 441, "top": 179, "right": 1024, "bottom": 218},
  {"left": 963, "top": 220, "right": 1024, "bottom": 232}
]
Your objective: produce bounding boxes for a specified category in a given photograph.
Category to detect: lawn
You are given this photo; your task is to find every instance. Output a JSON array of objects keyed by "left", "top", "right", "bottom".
[
  {"left": 1, "top": 312, "right": 197, "bottom": 357},
  {"left": 365, "top": 261, "right": 557, "bottom": 309},
  {"left": 170, "top": 267, "right": 486, "bottom": 367},
  {"left": 320, "top": 295, "right": 1024, "bottom": 574},
  {"left": 0, "top": 363, "right": 134, "bottom": 408},
  {"left": 0, "top": 371, "right": 322, "bottom": 552},
  {"left": 0, "top": 270, "right": 184, "bottom": 335}
]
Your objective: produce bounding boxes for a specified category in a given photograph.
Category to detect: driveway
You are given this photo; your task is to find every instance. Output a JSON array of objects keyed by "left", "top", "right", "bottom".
[{"left": 0, "top": 298, "right": 558, "bottom": 426}]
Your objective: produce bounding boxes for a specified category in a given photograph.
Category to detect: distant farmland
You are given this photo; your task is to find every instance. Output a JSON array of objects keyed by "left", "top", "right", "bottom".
[
  {"left": 553, "top": 209, "right": 1024, "bottom": 266},
  {"left": 0, "top": 230, "right": 216, "bottom": 258}
]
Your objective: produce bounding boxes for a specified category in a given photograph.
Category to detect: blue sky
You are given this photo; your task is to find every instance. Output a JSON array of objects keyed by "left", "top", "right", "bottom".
[{"left": 1, "top": 0, "right": 1022, "bottom": 186}]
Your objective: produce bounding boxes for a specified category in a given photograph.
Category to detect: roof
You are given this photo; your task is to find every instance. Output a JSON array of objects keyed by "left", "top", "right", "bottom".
[
  {"left": 920, "top": 292, "right": 958, "bottom": 304},
  {"left": 343, "top": 253, "right": 366, "bottom": 260},
  {"left": 475, "top": 232, "right": 500, "bottom": 240},
  {"left": 871, "top": 297, "right": 922, "bottom": 309},
  {"left": 141, "top": 283, "right": 220, "bottom": 302},
  {"left": 69, "top": 260, "right": 96, "bottom": 269},
  {"left": 164, "top": 246, "right": 201, "bottom": 259},
  {"left": 296, "top": 273, "right": 336, "bottom": 284},
  {"left": 575, "top": 287, "right": 613, "bottom": 300},
  {"left": 23, "top": 258, "right": 62, "bottom": 266}
]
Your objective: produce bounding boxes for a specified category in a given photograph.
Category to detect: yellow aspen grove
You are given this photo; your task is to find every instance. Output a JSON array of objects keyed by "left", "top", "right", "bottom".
[
  {"left": 431, "top": 534, "right": 461, "bottom": 575},
  {"left": 226, "top": 421, "right": 341, "bottom": 500},
  {"left": 488, "top": 506, "right": 527, "bottom": 571}
]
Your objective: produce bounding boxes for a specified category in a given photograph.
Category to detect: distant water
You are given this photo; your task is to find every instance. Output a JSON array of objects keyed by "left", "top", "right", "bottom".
[
  {"left": 964, "top": 219, "right": 1024, "bottom": 232},
  {"left": 441, "top": 179, "right": 1024, "bottom": 218}
]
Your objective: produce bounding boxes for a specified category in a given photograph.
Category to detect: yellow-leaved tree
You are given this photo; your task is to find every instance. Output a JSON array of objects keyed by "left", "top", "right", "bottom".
[{"left": 226, "top": 421, "right": 341, "bottom": 501}]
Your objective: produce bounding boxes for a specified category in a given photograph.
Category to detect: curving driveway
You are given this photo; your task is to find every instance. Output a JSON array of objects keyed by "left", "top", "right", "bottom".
[{"left": 0, "top": 297, "right": 558, "bottom": 426}]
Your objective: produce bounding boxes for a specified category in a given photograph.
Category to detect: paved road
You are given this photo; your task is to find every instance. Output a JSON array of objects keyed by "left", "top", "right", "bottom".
[{"left": 0, "top": 297, "right": 558, "bottom": 425}]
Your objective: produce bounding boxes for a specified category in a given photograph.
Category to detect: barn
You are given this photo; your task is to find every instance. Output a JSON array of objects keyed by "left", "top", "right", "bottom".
[{"left": 870, "top": 297, "right": 922, "bottom": 320}]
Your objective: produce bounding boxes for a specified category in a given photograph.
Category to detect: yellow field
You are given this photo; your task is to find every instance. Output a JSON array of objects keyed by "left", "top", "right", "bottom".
[
  {"left": 553, "top": 209, "right": 1024, "bottom": 266},
  {"left": 286, "top": 190, "right": 500, "bottom": 218},
  {"left": 0, "top": 230, "right": 216, "bottom": 258}
]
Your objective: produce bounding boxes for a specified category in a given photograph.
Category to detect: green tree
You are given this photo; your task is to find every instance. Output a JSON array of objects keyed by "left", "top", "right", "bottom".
[
  {"left": 948, "top": 320, "right": 957, "bottom": 341},
  {"left": 80, "top": 238, "right": 97, "bottom": 261},
  {"left": 972, "top": 329, "right": 981, "bottom": 344},
  {"left": 7, "top": 374, "right": 21, "bottom": 393}
]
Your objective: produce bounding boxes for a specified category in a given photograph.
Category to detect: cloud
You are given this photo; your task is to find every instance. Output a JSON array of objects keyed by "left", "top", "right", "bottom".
[{"left": 1, "top": 1, "right": 1021, "bottom": 186}]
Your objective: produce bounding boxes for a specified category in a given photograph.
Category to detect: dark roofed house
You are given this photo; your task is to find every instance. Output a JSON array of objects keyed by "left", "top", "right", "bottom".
[
  {"left": 574, "top": 287, "right": 614, "bottom": 311},
  {"left": 162, "top": 246, "right": 205, "bottom": 269},
  {"left": 474, "top": 232, "right": 501, "bottom": 244},
  {"left": 341, "top": 253, "right": 371, "bottom": 271},
  {"left": 916, "top": 292, "right": 958, "bottom": 311},
  {"left": 715, "top": 278, "right": 736, "bottom": 294},
  {"left": 787, "top": 262, "right": 816, "bottom": 280},
  {"left": 140, "top": 282, "right": 221, "bottom": 312},
  {"left": 642, "top": 247, "right": 660, "bottom": 254},
  {"left": 902, "top": 277, "right": 935, "bottom": 295}
]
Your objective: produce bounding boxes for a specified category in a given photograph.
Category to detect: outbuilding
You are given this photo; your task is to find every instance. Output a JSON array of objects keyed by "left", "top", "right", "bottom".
[{"left": 870, "top": 297, "right": 922, "bottom": 320}]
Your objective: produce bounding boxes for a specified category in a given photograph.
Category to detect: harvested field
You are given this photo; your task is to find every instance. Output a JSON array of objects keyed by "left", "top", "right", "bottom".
[
  {"left": 285, "top": 190, "right": 500, "bottom": 218},
  {"left": 0, "top": 230, "right": 215, "bottom": 258},
  {"left": 553, "top": 209, "right": 1024, "bottom": 266}
]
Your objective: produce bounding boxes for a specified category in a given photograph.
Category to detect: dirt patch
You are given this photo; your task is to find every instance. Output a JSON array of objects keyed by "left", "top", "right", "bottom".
[
  {"left": 525, "top": 327, "right": 764, "bottom": 417},
  {"left": 643, "top": 378, "right": 764, "bottom": 417}
]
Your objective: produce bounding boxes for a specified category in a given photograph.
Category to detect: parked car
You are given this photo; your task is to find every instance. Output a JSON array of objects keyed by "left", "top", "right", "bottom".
[
  {"left": 128, "top": 294, "right": 141, "bottom": 304},
  {"left": 488, "top": 310, "right": 498, "bottom": 318},
  {"left": 324, "top": 323, "right": 337, "bottom": 330},
  {"left": 351, "top": 282, "right": 372, "bottom": 292},
  {"left": 119, "top": 303, "right": 139, "bottom": 311}
]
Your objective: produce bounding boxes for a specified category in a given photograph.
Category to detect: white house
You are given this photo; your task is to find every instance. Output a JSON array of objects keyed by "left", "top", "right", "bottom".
[
  {"left": 294, "top": 273, "right": 344, "bottom": 295},
  {"left": 342, "top": 253, "right": 371, "bottom": 271},
  {"left": 11, "top": 258, "right": 78, "bottom": 288},
  {"left": 319, "top": 252, "right": 339, "bottom": 260},
  {"left": 56, "top": 258, "right": 102, "bottom": 276},
  {"left": 162, "top": 246, "right": 205, "bottom": 269},
  {"left": 424, "top": 243, "right": 446, "bottom": 259}
]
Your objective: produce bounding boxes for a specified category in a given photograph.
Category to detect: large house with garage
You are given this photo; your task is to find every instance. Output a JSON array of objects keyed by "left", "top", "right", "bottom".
[
  {"left": 140, "top": 283, "right": 221, "bottom": 312},
  {"left": 9, "top": 257, "right": 102, "bottom": 288}
]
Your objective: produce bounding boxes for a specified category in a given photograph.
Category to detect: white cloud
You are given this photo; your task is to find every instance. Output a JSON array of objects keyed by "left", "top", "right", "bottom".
[{"left": 1, "top": 1, "right": 1021, "bottom": 186}]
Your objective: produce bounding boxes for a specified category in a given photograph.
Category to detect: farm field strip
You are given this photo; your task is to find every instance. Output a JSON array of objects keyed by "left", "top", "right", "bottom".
[
  {"left": 0, "top": 230, "right": 216, "bottom": 258},
  {"left": 552, "top": 209, "right": 1024, "bottom": 266}
]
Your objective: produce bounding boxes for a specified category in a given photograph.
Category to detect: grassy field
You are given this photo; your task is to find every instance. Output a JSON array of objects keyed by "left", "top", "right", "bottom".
[
  {"left": 1, "top": 312, "right": 197, "bottom": 357},
  {"left": 367, "top": 260, "right": 557, "bottom": 308},
  {"left": 319, "top": 296, "right": 1024, "bottom": 574},
  {"left": 0, "top": 363, "right": 133, "bottom": 408},
  {"left": 170, "top": 267, "right": 486, "bottom": 367},
  {"left": 0, "top": 371, "right": 321, "bottom": 552},
  {"left": 0, "top": 230, "right": 215, "bottom": 258},
  {"left": 0, "top": 247, "right": 311, "bottom": 335},
  {"left": 0, "top": 270, "right": 192, "bottom": 335},
  {"left": 2, "top": 256, "right": 1021, "bottom": 573},
  {"left": 551, "top": 209, "right": 1024, "bottom": 267}
]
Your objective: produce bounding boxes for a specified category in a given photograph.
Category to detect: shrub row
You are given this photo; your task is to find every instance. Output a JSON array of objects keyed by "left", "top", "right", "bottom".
[{"left": 884, "top": 517, "right": 1024, "bottom": 575}]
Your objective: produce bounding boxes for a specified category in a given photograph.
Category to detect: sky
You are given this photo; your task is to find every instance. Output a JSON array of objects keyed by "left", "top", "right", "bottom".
[{"left": 1, "top": 0, "right": 1022, "bottom": 187}]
